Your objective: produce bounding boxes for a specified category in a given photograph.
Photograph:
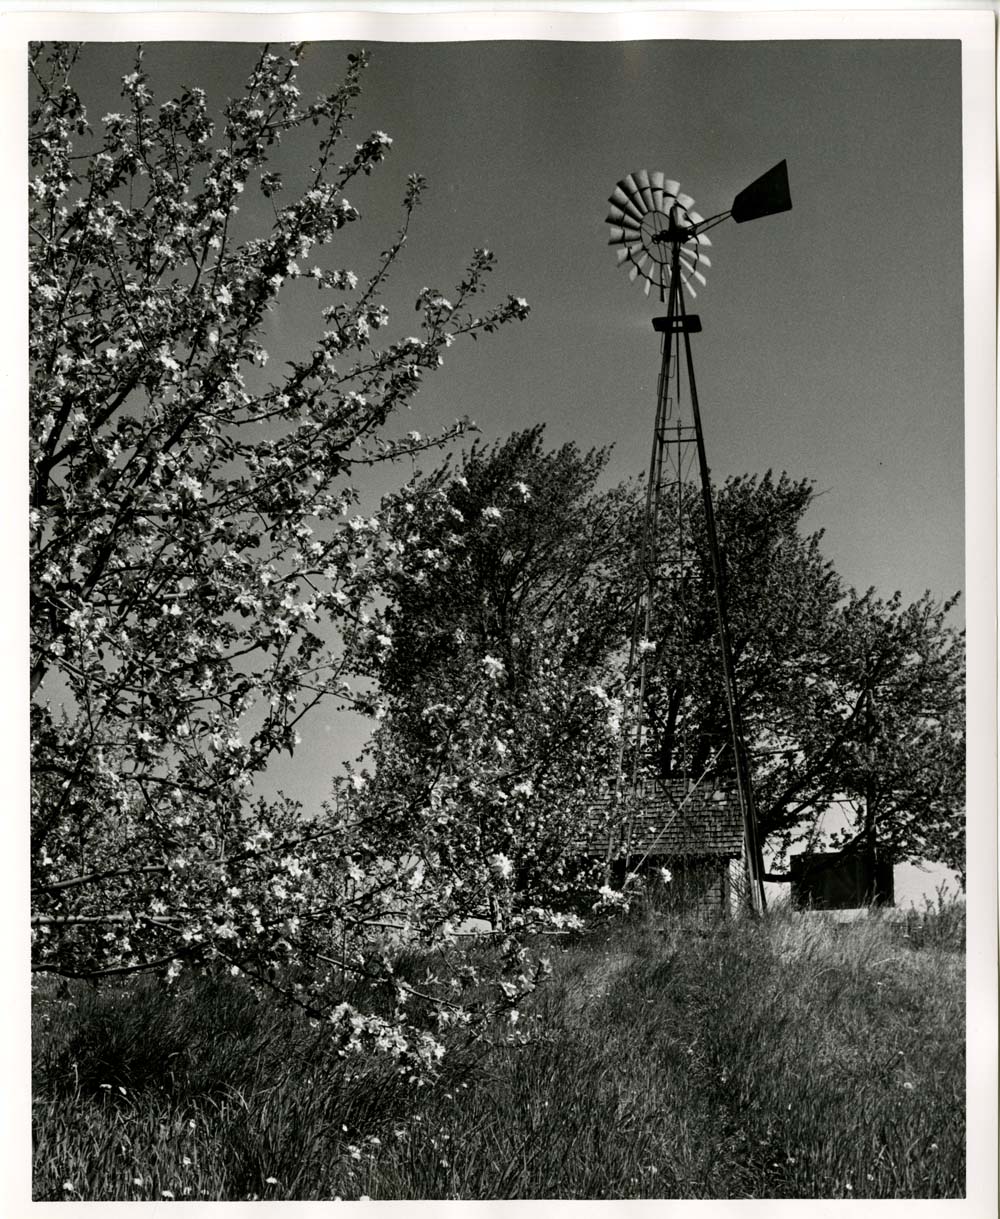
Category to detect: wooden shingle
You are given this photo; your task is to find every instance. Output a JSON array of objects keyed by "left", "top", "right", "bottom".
[{"left": 574, "top": 777, "right": 744, "bottom": 858}]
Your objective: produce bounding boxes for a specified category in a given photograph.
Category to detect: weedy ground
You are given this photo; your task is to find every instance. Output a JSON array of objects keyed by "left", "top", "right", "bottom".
[{"left": 32, "top": 896, "right": 965, "bottom": 1200}]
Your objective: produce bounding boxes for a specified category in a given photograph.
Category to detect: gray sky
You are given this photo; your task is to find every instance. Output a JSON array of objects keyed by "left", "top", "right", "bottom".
[
  {"left": 323, "top": 37, "right": 965, "bottom": 608},
  {"left": 69, "top": 37, "right": 966, "bottom": 894},
  {"left": 74, "top": 38, "right": 965, "bottom": 600}
]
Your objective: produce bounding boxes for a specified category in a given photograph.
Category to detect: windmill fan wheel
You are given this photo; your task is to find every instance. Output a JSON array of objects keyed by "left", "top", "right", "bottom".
[{"left": 607, "top": 170, "right": 712, "bottom": 298}]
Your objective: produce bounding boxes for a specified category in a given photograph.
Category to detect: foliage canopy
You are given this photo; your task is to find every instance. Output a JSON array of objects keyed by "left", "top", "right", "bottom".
[{"left": 361, "top": 428, "right": 640, "bottom": 928}]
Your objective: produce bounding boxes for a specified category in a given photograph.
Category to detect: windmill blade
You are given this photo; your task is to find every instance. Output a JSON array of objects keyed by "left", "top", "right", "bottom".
[
  {"left": 634, "top": 169, "right": 655, "bottom": 212},
  {"left": 620, "top": 173, "right": 644, "bottom": 206},
  {"left": 649, "top": 170, "right": 666, "bottom": 211},
  {"left": 676, "top": 192, "right": 695, "bottom": 210},
  {"left": 623, "top": 197, "right": 647, "bottom": 225},
  {"left": 608, "top": 226, "right": 638, "bottom": 246},
  {"left": 679, "top": 260, "right": 707, "bottom": 288},
  {"left": 609, "top": 186, "right": 645, "bottom": 224},
  {"left": 664, "top": 179, "right": 680, "bottom": 197},
  {"left": 679, "top": 248, "right": 710, "bottom": 285},
  {"left": 606, "top": 204, "right": 642, "bottom": 232}
]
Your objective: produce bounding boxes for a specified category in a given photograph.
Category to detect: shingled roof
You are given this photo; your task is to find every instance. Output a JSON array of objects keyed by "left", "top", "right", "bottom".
[{"left": 574, "top": 777, "right": 744, "bottom": 859}]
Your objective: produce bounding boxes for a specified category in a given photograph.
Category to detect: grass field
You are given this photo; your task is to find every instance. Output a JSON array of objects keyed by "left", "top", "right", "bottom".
[{"left": 32, "top": 897, "right": 965, "bottom": 1200}]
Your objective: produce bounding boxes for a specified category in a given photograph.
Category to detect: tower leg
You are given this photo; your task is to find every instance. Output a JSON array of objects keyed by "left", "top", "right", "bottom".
[{"left": 675, "top": 277, "right": 767, "bottom": 915}]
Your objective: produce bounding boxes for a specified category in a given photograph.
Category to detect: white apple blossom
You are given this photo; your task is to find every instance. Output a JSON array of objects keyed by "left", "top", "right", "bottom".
[
  {"left": 488, "top": 853, "right": 513, "bottom": 881},
  {"left": 481, "top": 654, "right": 506, "bottom": 681}
]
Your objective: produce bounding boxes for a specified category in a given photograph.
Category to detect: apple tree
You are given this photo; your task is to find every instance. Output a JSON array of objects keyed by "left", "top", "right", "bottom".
[{"left": 29, "top": 40, "right": 533, "bottom": 1070}]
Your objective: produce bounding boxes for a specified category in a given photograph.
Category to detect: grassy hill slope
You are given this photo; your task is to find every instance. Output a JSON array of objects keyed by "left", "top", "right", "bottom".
[{"left": 33, "top": 899, "right": 964, "bottom": 1200}]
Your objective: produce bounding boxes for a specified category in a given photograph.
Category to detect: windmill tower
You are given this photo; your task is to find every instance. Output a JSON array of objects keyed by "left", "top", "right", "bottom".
[{"left": 606, "top": 162, "right": 792, "bottom": 914}]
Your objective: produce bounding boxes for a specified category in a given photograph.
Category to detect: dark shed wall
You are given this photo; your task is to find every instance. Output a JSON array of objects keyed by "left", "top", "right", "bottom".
[
  {"left": 611, "top": 854, "right": 733, "bottom": 919},
  {"left": 790, "top": 852, "right": 895, "bottom": 909}
]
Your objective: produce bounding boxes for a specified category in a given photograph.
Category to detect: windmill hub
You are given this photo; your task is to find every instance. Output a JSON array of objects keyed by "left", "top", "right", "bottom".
[{"left": 650, "top": 225, "right": 695, "bottom": 245}]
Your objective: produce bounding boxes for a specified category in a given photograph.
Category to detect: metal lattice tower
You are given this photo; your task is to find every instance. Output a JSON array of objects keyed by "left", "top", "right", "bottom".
[{"left": 606, "top": 162, "right": 792, "bottom": 914}]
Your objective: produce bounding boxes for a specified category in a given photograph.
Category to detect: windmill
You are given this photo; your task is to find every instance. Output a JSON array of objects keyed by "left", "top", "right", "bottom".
[{"left": 606, "top": 162, "right": 792, "bottom": 914}]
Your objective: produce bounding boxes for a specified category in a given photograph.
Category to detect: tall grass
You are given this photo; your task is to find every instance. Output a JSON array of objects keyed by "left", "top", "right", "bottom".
[{"left": 33, "top": 899, "right": 964, "bottom": 1200}]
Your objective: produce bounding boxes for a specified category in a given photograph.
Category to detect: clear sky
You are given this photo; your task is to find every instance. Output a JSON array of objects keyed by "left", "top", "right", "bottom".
[{"left": 68, "top": 36, "right": 967, "bottom": 898}]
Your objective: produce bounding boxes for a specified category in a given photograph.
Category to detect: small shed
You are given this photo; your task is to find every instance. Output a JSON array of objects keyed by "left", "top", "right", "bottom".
[{"left": 577, "top": 777, "right": 746, "bottom": 918}]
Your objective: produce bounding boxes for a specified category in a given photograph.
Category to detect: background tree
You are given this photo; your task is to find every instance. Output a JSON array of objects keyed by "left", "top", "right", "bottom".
[
  {"left": 29, "top": 41, "right": 533, "bottom": 1066},
  {"left": 358, "top": 429, "right": 640, "bottom": 928},
  {"left": 807, "top": 588, "right": 965, "bottom": 882},
  {"left": 640, "top": 472, "right": 843, "bottom": 812},
  {"left": 639, "top": 472, "right": 965, "bottom": 876}
]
